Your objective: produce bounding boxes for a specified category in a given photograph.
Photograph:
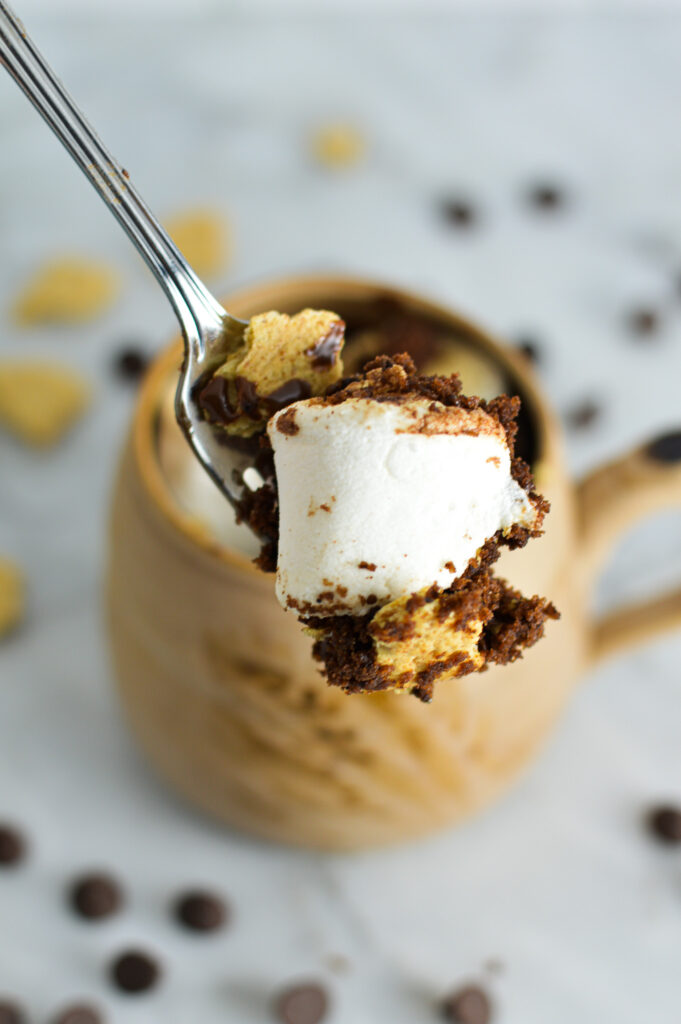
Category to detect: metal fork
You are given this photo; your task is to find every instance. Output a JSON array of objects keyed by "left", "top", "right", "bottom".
[{"left": 0, "top": 1, "right": 256, "bottom": 513}]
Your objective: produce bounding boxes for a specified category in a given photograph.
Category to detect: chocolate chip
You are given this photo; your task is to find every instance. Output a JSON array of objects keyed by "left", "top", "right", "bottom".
[
  {"left": 514, "top": 336, "right": 541, "bottom": 364},
  {"left": 0, "top": 1000, "right": 26, "bottom": 1024},
  {"left": 647, "top": 804, "right": 681, "bottom": 844},
  {"left": 70, "top": 873, "right": 123, "bottom": 921},
  {"left": 442, "top": 984, "right": 492, "bottom": 1024},
  {"left": 566, "top": 399, "right": 601, "bottom": 430},
  {"left": 0, "top": 825, "right": 26, "bottom": 867},
  {"left": 647, "top": 430, "right": 681, "bottom": 463},
  {"left": 52, "top": 1004, "right": 103, "bottom": 1024},
  {"left": 527, "top": 183, "right": 564, "bottom": 210},
  {"left": 627, "top": 308, "right": 659, "bottom": 336},
  {"left": 441, "top": 199, "right": 478, "bottom": 228},
  {"left": 113, "top": 347, "right": 149, "bottom": 382},
  {"left": 110, "top": 950, "right": 160, "bottom": 994},
  {"left": 274, "top": 982, "right": 329, "bottom": 1024},
  {"left": 174, "top": 890, "right": 228, "bottom": 933}
]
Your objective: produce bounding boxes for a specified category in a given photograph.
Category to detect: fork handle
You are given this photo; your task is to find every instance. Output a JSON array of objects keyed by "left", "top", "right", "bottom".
[{"left": 0, "top": 0, "right": 225, "bottom": 342}]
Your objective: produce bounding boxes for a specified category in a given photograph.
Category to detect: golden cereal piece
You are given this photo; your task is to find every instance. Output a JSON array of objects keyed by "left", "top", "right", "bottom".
[
  {"left": 13, "top": 258, "right": 118, "bottom": 325},
  {"left": 166, "top": 209, "right": 228, "bottom": 277},
  {"left": 310, "top": 123, "right": 365, "bottom": 168},
  {"left": 0, "top": 362, "right": 91, "bottom": 446},
  {"left": 0, "top": 558, "right": 25, "bottom": 638}
]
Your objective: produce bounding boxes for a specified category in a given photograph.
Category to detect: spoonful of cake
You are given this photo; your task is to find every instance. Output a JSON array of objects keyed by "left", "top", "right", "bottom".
[
  {"left": 1, "top": 2, "right": 559, "bottom": 701},
  {"left": 0, "top": 1, "right": 331, "bottom": 512}
]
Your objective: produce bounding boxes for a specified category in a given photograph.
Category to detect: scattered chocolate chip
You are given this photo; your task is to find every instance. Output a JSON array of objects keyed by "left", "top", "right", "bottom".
[
  {"left": 174, "top": 890, "right": 227, "bottom": 933},
  {"left": 69, "top": 873, "right": 123, "bottom": 921},
  {"left": 112, "top": 347, "right": 150, "bottom": 382},
  {"left": 565, "top": 399, "right": 601, "bottom": 431},
  {"left": 527, "top": 183, "right": 564, "bottom": 210},
  {"left": 442, "top": 984, "right": 492, "bottom": 1024},
  {"left": 52, "top": 1004, "right": 103, "bottom": 1024},
  {"left": 647, "top": 804, "right": 681, "bottom": 844},
  {"left": 0, "top": 1000, "right": 26, "bottom": 1024},
  {"left": 274, "top": 982, "right": 329, "bottom": 1024},
  {"left": 647, "top": 430, "right": 681, "bottom": 463},
  {"left": 110, "top": 950, "right": 160, "bottom": 994},
  {"left": 0, "top": 825, "right": 26, "bottom": 867},
  {"left": 627, "top": 308, "right": 659, "bottom": 337},
  {"left": 441, "top": 199, "right": 478, "bottom": 228},
  {"left": 514, "top": 336, "right": 541, "bottom": 364}
]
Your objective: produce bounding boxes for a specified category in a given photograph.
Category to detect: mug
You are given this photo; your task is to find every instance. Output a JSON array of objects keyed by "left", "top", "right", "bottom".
[{"left": 107, "top": 276, "right": 681, "bottom": 850}]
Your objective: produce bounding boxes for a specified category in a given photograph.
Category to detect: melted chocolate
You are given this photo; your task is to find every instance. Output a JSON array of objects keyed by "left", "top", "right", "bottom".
[
  {"left": 305, "top": 320, "right": 345, "bottom": 369},
  {"left": 263, "top": 378, "right": 312, "bottom": 413},
  {"left": 197, "top": 376, "right": 238, "bottom": 424},
  {"left": 235, "top": 376, "right": 261, "bottom": 420}
]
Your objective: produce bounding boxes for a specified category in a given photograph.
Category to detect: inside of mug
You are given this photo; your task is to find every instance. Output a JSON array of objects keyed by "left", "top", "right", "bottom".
[{"left": 154, "top": 290, "right": 541, "bottom": 559}]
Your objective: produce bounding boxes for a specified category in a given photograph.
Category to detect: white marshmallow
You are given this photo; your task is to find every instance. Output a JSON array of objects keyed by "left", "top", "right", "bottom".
[{"left": 267, "top": 397, "right": 537, "bottom": 615}]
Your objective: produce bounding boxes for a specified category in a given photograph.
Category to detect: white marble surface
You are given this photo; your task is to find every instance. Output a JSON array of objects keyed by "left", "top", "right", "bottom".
[{"left": 2, "top": 9, "right": 681, "bottom": 1023}]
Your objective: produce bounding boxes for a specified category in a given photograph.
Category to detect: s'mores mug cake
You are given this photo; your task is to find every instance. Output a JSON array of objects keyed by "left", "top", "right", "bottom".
[{"left": 107, "top": 276, "right": 681, "bottom": 850}]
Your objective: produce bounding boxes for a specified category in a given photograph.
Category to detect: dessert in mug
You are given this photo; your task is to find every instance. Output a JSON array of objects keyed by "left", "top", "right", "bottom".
[{"left": 197, "top": 309, "right": 558, "bottom": 701}]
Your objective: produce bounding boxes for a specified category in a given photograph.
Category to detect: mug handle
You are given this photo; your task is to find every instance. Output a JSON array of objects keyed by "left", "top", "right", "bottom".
[{"left": 577, "top": 431, "right": 681, "bottom": 667}]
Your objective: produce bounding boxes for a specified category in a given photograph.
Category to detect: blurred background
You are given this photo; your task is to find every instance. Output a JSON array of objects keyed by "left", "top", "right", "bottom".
[{"left": 2, "top": 1, "right": 681, "bottom": 1021}]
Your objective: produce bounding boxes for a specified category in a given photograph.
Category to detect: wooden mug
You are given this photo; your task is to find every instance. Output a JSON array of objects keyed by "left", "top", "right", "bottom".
[{"left": 107, "top": 276, "right": 681, "bottom": 850}]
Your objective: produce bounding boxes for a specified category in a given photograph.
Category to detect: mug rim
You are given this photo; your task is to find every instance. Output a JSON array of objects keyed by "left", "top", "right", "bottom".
[{"left": 133, "top": 273, "right": 561, "bottom": 575}]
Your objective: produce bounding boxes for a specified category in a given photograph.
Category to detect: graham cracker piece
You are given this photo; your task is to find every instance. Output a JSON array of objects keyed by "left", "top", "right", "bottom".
[
  {"left": 310, "top": 123, "right": 365, "bottom": 168},
  {"left": 13, "top": 258, "right": 118, "bottom": 325},
  {"left": 200, "top": 308, "right": 345, "bottom": 437},
  {"left": 0, "top": 362, "right": 91, "bottom": 446},
  {"left": 166, "top": 209, "right": 228, "bottom": 277},
  {"left": 0, "top": 558, "right": 25, "bottom": 638}
]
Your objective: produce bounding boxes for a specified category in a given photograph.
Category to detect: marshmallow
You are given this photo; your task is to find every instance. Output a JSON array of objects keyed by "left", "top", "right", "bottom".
[{"left": 267, "top": 397, "right": 537, "bottom": 615}]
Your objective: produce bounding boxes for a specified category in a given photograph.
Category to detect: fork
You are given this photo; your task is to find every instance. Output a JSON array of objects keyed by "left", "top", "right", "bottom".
[{"left": 0, "top": 1, "right": 258, "bottom": 514}]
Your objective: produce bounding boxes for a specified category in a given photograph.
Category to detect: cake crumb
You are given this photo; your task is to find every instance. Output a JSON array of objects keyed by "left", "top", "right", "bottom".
[
  {"left": 0, "top": 362, "right": 90, "bottom": 446},
  {"left": 13, "top": 258, "right": 118, "bottom": 324},
  {"left": 276, "top": 408, "right": 299, "bottom": 436},
  {"left": 0, "top": 558, "right": 25, "bottom": 638}
]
